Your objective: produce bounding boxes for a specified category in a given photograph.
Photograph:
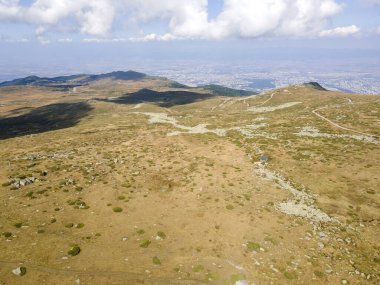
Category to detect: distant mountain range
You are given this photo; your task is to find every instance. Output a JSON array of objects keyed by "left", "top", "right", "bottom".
[
  {"left": 0, "top": 71, "right": 148, "bottom": 90},
  {"left": 0, "top": 70, "right": 327, "bottom": 96}
]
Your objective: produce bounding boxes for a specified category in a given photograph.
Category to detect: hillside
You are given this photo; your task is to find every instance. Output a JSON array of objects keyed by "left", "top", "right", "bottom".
[
  {"left": 0, "top": 71, "right": 148, "bottom": 89},
  {"left": 0, "top": 74, "right": 379, "bottom": 285},
  {"left": 199, "top": 84, "right": 256, "bottom": 96}
]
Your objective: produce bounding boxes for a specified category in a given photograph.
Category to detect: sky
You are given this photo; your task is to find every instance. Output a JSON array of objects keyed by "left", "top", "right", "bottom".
[{"left": 0, "top": 0, "right": 379, "bottom": 79}]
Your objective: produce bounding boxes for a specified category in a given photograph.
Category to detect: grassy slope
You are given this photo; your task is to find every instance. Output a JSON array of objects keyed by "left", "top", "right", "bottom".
[{"left": 0, "top": 80, "right": 379, "bottom": 285}]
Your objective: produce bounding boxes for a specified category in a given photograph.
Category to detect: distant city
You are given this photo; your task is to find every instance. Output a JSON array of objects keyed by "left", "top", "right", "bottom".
[
  {"left": 0, "top": 58, "right": 379, "bottom": 95},
  {"left": 142, "top": 59, "right": 380, "bottom": 95}
]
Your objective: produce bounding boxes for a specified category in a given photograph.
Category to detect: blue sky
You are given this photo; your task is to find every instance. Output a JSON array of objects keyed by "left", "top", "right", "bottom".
[
  {"left": 0, "top": 0, "right": 379, "bottom": 78},
  {"left": 1, "top": 0, "right": 379, "bottom": 42}
]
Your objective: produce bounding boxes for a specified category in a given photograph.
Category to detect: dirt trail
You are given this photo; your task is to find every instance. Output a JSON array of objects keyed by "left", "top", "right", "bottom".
[
  {"left": 312, "top": 107, "right": 378, "bottom": 138},
  {"left": 257, "top": 93, "right": 275, "bottom": 106}
]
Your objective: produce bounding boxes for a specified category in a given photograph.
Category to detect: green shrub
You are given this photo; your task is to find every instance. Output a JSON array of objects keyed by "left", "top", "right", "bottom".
[
  {"left": 68, "top": 246, "right": 81, "bottom": 256},
  {"left": 246, "top": 241, "right": 260, "bottom": 251},
  {"left": 139, "top": 240, "right": 151, "bottom": 248},
  {"left": 3, "top": 232, "right": 12, "bottom": 238},
  {"left": 153, "top": 256, "right": 161, "bottom": 265},
  {"left": 157, "top": 231, "right": 166, "bottom": 239}
]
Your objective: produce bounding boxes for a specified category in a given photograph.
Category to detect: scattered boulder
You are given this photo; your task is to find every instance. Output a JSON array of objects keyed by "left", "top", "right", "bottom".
[
  {"left": 12, "top": 266, "right": 26, "bottom": 276},
  {"left": 260, "top": 154, "right": 269, "bottom": 163},
  {"left": 10, "top": 177, "right": 36, "bottom": 189}
]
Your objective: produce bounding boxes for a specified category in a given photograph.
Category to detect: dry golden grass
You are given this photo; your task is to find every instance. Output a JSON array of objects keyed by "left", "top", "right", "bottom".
[{"left": 0, "top": 80, "right": 379, "bottom": 284}]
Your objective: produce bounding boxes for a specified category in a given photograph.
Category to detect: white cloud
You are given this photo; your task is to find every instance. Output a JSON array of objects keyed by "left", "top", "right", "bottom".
[
  {"left": 0, "top": 0, "right": 350, "bottom": 40},
  {"left": 57, "top": 37, "right": 72, "bottom": 42},
  {"left": 319, "top": 25, "right": 360, "bottom": 37},
  {"left": 206, "top": 0, "right": 343, "bottom": 39}
]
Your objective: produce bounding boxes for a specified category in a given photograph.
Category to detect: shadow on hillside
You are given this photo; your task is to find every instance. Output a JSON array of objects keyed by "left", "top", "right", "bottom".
[
  {"left": 0, "top": 102, "right": 93, "bottom": 140},
  {"left": 101, "top": 88, "right": 214, "bottom": 108}
]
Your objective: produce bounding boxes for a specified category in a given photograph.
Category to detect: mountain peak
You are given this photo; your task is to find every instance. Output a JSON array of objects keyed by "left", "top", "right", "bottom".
[
  {"left": 302, "top": 82, "right": 328, "bottom": 91},
  {"left": 0, "top": 70, "right": 148, "bottom": 88}
]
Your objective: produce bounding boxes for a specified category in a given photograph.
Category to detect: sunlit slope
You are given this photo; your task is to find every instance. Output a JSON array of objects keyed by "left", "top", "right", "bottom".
[{"left": 0, "top": 79, "right": 379, "bottom": 285}]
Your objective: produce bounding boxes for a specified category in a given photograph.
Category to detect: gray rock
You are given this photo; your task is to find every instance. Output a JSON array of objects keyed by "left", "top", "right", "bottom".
[
  {"left": 11, "top": 177, "right": 36, "bottom": 189},
  {"left": 12, "top": 266, "right": 26, "bottom": 276}
]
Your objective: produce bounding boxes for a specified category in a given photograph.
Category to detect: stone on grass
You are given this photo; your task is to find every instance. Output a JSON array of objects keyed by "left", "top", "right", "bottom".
[{"left": 12, "top": 267, "right": 26, "bottom": 276}]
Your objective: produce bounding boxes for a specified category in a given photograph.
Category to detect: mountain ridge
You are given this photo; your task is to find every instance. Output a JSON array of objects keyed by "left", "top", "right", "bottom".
[
  {"left": 0, "top": 71, "right": 331, "bottom": 97},
  {"left": 0, "top": 70, "right": 148, "bottom": 88}
]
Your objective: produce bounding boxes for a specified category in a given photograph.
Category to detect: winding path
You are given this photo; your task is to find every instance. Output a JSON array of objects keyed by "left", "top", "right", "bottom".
[
  {"left": 257, "top": 93, "right": 275, "bottom": 106},
  {"left": 312, "top": 107, "right": 378, "bottom": 138}
]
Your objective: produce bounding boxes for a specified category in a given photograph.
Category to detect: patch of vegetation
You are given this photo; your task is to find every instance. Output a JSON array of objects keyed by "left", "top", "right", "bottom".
[
  {"left": 157, "top": 231, "right": 166, "bottom": 239},
  {"left": 137, "top": 229, "right": 145, "bottom": 235},
  {"left": 246, "top": 241, "right": 261, "bottom": 251},
  {"left": 139, "top": 240, "right": 151, "bottom": 248},
  {"left": 65, "top": 223, "right": 74, "bottom": 228},
  {"left": 314, "top": 270, "right": 324, "bottom": 278},
  {"left": 152, "top": 256, "right": 161, "bottom": 265},
  {"left": 192, "top": 265, "right": 204, "bottom": 273},
  {"left": 201, "top": 84, "right": 255, "bottom": 97},
  {"left": 284, "top": 271, "right": 298, "bottom": 280},
  {"left": 113, "top": 207, "right": 123, "bottom": 212},
  {"left": 231, "top": 273, "right": 246, "bottom": 283},
  {"left": 76, "top": 223, "right": 85, "bottom": 229},
  {"left": 68, "top": 246, "right": 81, "bottom": 256},
  {"left": 2, "top": 181, "right": 11, "bottom": 187},
  {"left": 2, "top": 232, "right": 12, "bottom": 238},
  {"left": 18, "top": 266, "right": 27, "bottom": 276}
]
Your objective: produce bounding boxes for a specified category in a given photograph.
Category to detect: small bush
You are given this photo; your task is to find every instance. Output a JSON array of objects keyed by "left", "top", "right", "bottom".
[
  {"left": 192, "top": 265, "right": 204, "bottom": 272},
  {"left": 113, "top": 207, "right": 123, "bottom": 213},
  {"left": 68, "top": 246, "right": 81, "bottom": 256},
  {"left": 139, "top": 240, "right": 151, "bottom": 248},
  {"left": 246, "top": 241, "right": 260, "bottom": 251},
  {"left": 153, "top": 256, "right": 161, "bottom": 265},
  {"left": 157, "top": 231, "right": 166, "bottom": 240},
  {"left": 226, "top": 205, "right": 234, "bottom": 210},
  {"left": 3, "top": 232, "right": 12, "bottom": 238},
  {"left": 284, "top": 271, "right": 298, "bottom": 280}
]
